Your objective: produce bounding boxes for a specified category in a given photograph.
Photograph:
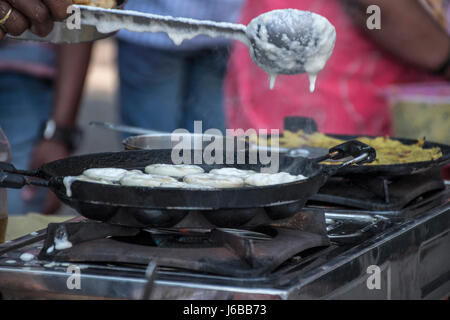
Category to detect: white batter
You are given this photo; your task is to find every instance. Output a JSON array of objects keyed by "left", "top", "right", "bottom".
[
  {"left": 184, "top": 173, "right": 245, "bottom": 189},
  {"left": 159, "top": 181, "right": 188, "bottom": 188},
  {"left": 209, "top": 168, "right": 256, "bottom": 179},
  {"left": 54, "top": 233, "right": 73, "bottom": 251},
  {"left": 63, "top": 175, "right": 114, "bottom": 198},
  {"left": 19, "top": 253, "right": 35, "bottom": 262},
  {"left": 86, "top": 7, "right": 335, "bottom": 92},
  {"left": 160, "top": 181, "right": 216, "bottom": 190},
  {"left": 184, "top": 184, "right": 216, "bottom": 190},
  {"left": 245, "top": 172, "right": 308, "bottom": 187},
  {"left": 145, "top": 164, "right": 204, "bottom": 178},
  {"left": 83, "top": 168, "right": 128, "bottom": 182},
  {"left": 246, "top": 9, "right": 336, "bottom": 92},
  {"left": 120, "top": 174, "right": 177, "bottom": 187}
]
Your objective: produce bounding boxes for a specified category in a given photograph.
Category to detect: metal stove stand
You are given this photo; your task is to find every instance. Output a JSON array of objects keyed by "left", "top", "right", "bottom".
[{"left": 0, "top": 185, "right": 448, "bottom": 300}]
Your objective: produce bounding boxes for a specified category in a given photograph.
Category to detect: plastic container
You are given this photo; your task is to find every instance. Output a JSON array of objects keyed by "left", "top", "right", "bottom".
[
  {"left": 385, "top": 83, "right": 450, "bottom": 144},
  {"left": 0, "top": 127, "right": 11, "bottom": 243},
  {"left": 384, "top": 82, "right": 450, "bottom": 179}
]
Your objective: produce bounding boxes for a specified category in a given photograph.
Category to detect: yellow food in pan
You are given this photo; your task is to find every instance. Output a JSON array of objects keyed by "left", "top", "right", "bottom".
[
  {"left": 73, "top": 0, "right": 117, "bottom": 9},
  {"left": 257, "top": 130, "right": 443, "bottom": 165}
]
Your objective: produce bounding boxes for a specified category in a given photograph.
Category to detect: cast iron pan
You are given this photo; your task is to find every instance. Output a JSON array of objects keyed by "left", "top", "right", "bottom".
[
  {"left": 0, "top": 141, "right": 375, "bottom": 228},
  {"left": 284, "top": 116, "right": 450, "bottom": 177}
]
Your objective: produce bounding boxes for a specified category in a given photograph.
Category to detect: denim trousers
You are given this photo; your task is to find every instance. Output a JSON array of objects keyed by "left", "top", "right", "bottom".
[
  {"left": 118, "top": 40, "right": 229, "bottom": 135},
  {"left": 0, "top": 72, "right": 52, "bottom": 215}
]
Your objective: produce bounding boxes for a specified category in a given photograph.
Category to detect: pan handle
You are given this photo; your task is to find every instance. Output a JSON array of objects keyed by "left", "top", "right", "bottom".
[
  {"left": 0, "top": 161, "right": 49, "bottom": 189},
  {"left": 328, "top": 140, "right": 376, "bottom": 164},
  {"left": 0, "top": 171, "right": 50, "bottom": 189},
  {"left": 0, "top": 171, "right": 28, "bottom": 189},
  {"left": 0, "top": 161, "right": 39, "bottom": 177},
  {"left": 313, "top": 140, "right": 377, "bottom": 176}
]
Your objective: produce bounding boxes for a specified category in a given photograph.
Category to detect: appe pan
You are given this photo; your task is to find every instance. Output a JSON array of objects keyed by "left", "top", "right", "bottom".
[{"left": 0, "top": 141, "right": 375, "bottom": 228}]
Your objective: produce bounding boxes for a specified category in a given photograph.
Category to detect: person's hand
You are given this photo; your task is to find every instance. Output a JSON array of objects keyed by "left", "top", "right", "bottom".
[
  {"left": 23, "top": 139, "right": 71, "bottom": 215},
  {"left": 0, "top": 0, "right": 72, "bottom": 40}
]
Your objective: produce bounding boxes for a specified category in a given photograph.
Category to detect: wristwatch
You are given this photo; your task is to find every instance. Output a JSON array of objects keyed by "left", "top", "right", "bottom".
[{"left": 40, "top": 120, "right": 82, "bottom": 152}]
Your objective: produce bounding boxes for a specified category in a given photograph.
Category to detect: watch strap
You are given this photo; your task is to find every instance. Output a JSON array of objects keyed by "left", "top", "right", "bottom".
[{"left": 40, "top": 120, "right": 82, "bottom": 152}]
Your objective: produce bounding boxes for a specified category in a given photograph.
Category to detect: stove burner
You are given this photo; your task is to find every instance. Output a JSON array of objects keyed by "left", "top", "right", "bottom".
[{"left": 38, "top": 221, "right": 330, "bottom": 277}]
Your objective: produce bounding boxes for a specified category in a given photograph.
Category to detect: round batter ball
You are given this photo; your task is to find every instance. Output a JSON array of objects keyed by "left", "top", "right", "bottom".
[
  {"left": 75, "top": 175, "right": 114, "bottom": 185},
  {"left": 209, "top": 168, "right": 256, "bottom": 179},
  {"left": 160, "top": 181, "right": 188, "bottom": 189},
  {"left": 82, "top": 168, "right": 129, "bottom": 182},
  {"left": 120, "top": 174, "right": 177, "bottom": 188},
  {"left": 183, "top": 184, "right": 215, "bottom": 190},
  {"left": 145, "top": 164, "right": 204, "bottom": 178},
  {"left": 184, "top": 173, "right": 244, "bottom": 189},
  {"left": 245, "top": 172, "right": 307, "bottom": 187}
]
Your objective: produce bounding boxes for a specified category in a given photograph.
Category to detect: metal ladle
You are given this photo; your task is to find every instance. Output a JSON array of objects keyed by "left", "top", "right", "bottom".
[
  {"left": 89, "top": 121, "right": 330, "bottom": 158},
  {"left": 78, "top": 6, "right": 335, "bottom": 77}
]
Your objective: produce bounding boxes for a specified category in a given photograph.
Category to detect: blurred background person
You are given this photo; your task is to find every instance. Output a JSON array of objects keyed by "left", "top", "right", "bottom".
[
  {"left": 225, "top": 0, "right": 450, "bottom": 136},
  {"left": 0, "top": 40, "right": 92, "bottom": 215},
  {"left": 116, "top": 0, "right": 244, "bottom": 134}
]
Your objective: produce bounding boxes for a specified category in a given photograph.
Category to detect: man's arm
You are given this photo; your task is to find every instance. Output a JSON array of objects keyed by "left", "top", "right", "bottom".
[
  {"left": 51, "top": 42, "right": 93, "bottom": 128},
  {"left": 0, "top": 0, "right": 72, "bottom": 39},
  {"left": 343, "top": 0, "right": 450, "bottom": 78},
  {"left": 26, "top": 42, "right": 93, "bottom": 214}
]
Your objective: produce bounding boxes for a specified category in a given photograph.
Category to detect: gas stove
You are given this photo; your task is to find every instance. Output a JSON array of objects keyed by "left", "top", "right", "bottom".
[{"left": 0, "top": 179, "right": 449, "bottom": 300}]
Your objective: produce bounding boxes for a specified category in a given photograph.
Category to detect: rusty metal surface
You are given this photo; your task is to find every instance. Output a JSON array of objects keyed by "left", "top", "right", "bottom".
[
  {"left": 0, "top": 199, "right": 448, "bottom": 299},
  {"left": 37, "top": 222, "right": 329, "bottom": 278}
]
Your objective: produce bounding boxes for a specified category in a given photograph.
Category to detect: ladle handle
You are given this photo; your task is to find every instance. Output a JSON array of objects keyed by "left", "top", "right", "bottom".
[
  {"left": 89, "top": 121, "right": 167, "bottom": 136},
  {"left": 0, "top": 162, "right": 39, "bottom": 177},
  {"left": 79, "top": 6, "right": 250, "bottom": 46}
]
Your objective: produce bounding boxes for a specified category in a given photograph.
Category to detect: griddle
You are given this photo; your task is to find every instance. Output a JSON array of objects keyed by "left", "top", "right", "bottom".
[{"left": 284, "top": 116, "right": 450, "bottom": 176}]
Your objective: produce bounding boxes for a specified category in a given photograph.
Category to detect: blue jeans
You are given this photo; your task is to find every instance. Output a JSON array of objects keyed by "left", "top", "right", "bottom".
[
  {"left": 118, "top": 40, "right": 229, "bottom": 134},
  {"left": 0, "top": 72, "right": 52, "bottom": 215}
]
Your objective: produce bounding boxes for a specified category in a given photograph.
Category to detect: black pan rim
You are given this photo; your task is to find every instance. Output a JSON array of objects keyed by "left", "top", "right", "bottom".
[
  {"left": 44, "top": 148, "right": 316, "bottom": 193},
  {"left": 23, "top": 146, "right": 351, "bottom": 227},
  {"left": 38, "top": 148, "right": 329, "bottom": 212},
  {"left": 57, "top": 192, "right": 303, "bottom": 210}
]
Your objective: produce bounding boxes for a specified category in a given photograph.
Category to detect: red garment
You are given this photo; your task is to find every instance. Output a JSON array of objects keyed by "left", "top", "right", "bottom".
[{"left": 225, "top": 0, "right": 434, "bottom": 135}]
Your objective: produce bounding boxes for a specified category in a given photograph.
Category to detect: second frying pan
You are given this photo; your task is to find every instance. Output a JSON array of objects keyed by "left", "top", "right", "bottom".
[{"left": 283, "top": 117, "right": 450, "bottom": 176}]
